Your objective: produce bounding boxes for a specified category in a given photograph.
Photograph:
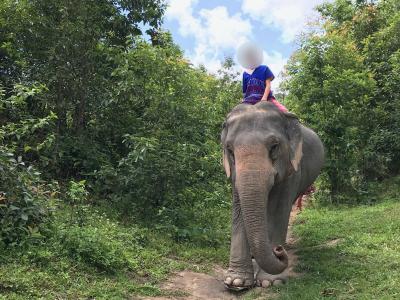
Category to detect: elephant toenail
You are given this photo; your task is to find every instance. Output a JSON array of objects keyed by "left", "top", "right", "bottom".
[
  {"left": 262, "top": 280, "right": 271, "bottom": 288},
  {"left": 224, "top": 277, "right": 233, "bottom": 285},
  {"left": 233, "top": 278, "right": 244, "bottom": 286}
]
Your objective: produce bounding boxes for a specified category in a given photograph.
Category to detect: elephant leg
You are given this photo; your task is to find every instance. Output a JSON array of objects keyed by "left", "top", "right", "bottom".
[{"left": 224, "top": 187, "right": 254, "bottom": 290}]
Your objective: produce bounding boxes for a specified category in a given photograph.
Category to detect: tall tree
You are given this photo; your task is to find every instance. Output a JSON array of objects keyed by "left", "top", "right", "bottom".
[
  {"left": 283, "top": 0, "right": 400, "bottom": 201},
  {"left": 0, "top": 0, "right": 166, "bottom": 176}
]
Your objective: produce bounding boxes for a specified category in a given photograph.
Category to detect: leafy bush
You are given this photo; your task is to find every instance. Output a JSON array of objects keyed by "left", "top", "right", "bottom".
[
  {"left": 57, "top": 209, "right": 149, "bottom": 273},
  {"left": 66, "top": 180, "right": 90, "bottom": 226},
  {"left": 92, "top": 42, "right": 239, "bottom": 242},
  {"left": 60, "top": 224, "right": 130, "bottom": 273},
  {"left": 0, "top": 84, "right": 58, "bottom": 245},
  {"left": 162, "top": 184, "right": 231, "bottom": 246},
  {"left": 1, "top": 0, "right": 239, "bottom": 244},
  {"left": 284, "top": 0, "right": 400, "bottom": 202},
  {"left": 0, "top": 148, "right": 56, "bottom": 245}
]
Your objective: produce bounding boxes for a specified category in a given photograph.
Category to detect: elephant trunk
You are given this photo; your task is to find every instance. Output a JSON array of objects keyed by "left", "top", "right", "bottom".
[{"left": 235, "top": 157, "right": 288, "bottom": 275}]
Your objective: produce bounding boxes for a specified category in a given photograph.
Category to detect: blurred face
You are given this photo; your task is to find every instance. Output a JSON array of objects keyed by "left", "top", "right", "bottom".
[{"left": 237, "top": 42, "right": 263, "bottom": 70}]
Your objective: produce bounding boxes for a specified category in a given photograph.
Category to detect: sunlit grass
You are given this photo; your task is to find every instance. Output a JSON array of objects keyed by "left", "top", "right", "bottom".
[
  {"left": 0, "top": 204, "right": 229, "bottom": 299},
  {"left": 274, "top": 179, "right": 400, "bottom": 299},
  {"left": 1, "top": 178, "right": 399, "bottom": 299}
]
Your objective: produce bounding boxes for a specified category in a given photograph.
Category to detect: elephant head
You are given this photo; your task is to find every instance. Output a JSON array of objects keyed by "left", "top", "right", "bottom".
[{"left": 221, "top": 101, "right": 302, "bottom": 274}]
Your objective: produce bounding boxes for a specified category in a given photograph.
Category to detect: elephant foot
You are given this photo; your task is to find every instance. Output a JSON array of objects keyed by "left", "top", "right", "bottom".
[
  {"left": 255, "top": 267, "right": 289, "bottom": 288},
  {"left": 224, "top": 269, "right": 255, "bottom": 291}
]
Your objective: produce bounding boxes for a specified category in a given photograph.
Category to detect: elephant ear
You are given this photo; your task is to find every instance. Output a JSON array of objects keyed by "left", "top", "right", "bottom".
[
  {"left": 221, "top": 121, "right": 231, "bottom": 178},
  {"left": 284, "top": 112, "right": 303, "bottom": 173}
]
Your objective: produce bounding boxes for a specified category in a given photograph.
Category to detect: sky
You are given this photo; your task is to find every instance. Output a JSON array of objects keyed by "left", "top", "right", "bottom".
[{"left": 163, "top": 0, "right": 329, "bottom": 89}]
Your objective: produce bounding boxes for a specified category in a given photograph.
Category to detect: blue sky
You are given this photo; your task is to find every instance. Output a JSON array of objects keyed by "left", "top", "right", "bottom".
[{"left": 163, "top": 0, "right": 328, "bottom": 89}]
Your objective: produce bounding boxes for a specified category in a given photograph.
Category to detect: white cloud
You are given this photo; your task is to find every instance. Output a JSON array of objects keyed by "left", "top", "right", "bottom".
[
  {"left": 241, "top": 0, "right": 325, "bottom": 42},
  {"left": 166, "top": 1, "right": 252, "bottom": 73},
  {"left": 263, "top": 51, "right": 287, "bottom": 90},
  {"left": 165, "top": 0, "right": 289, "bottom": 91},
  {"left": 198, "top": 7, "right": 252, "bottom": 49},
  {"left": 165, "top": 0, "right": 202, "bottom": 38}
]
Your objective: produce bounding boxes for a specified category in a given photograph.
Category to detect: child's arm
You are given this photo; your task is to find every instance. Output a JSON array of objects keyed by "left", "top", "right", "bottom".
[{"left": 261, "top": 78, "right": 272, "bottom": 101}]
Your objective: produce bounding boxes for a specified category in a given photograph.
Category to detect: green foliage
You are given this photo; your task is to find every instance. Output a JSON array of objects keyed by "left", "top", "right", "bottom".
[
  {"left": 0, "top": 85, "right": 57, "bottom": 246},
  {"left": 0, "top": 0, "right": 399, "bottom": 297},
  {"left": 0, "top": 0, "right": 166, "bottom": 177},
  {"left": 60, "top": 225, "right": 129, "bottom": 273},
  {"left": 285, "top": 33, "right": 375, "bottom": 199},
  {"left": 0, "top": 0, "right": 238, "bottom": 245},
  {"left": 66, "top": 180, "right": 89, "bottom": 226},
  {"left": 92, "top": 40, "right": 239, "bottom": 242},
  {"left": 0, "top": 84, "right": 57, "bottom": 155},
  {"left": 0, "top": 203, "right": 227, "bottom": 299},
  {"left": 57, "top": 208, "right": 146, "bottom": 273},
  {"left": 0, "top": 148, "right": 56, "bottom": 246},
  {"left": 66, "top": 180, "right": 88, "bottom": 205},
  {"left": 284, "top": 0, "right": 400, "bottom": 202}
]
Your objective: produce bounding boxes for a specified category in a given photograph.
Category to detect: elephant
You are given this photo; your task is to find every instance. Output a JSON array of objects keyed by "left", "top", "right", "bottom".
[{"left": 221, "top": 101, "right": 324, "bottom": 289}]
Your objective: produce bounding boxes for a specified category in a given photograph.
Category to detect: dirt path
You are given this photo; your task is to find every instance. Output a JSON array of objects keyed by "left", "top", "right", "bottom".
[{"left": 138, "top": 203, "right": 304, "bottom": 300}]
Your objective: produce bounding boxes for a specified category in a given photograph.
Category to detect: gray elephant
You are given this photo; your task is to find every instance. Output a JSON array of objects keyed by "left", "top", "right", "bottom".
[{"left": 221, "top": 101, "right": 324, "bottom": 289}]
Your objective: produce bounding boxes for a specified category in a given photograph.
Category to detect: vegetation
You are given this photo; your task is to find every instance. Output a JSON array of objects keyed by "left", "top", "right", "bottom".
[
  {"left": 0, "top": 0, "right": 399, "bottom": 299},
  {"left": 283, "top": 0, "right": 400, "bottom": 202},
  {"left": 0, "top": 201, "right": 229, "bottom": 299},
  {"left": 276, "top": 177, "right": 400, "bottom": 299}
]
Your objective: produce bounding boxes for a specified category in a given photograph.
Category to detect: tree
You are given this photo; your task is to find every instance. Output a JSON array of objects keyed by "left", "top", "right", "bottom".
[
  {"left": 283, "top": 0, "right": 399, "bottom": 201},
  {"left": 0, "top": 0, "right": 166, "bottom": 176}
]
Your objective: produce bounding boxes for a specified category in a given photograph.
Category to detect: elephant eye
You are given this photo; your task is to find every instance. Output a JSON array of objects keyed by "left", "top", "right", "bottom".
[
  {"left": 227, "top": 148, "right": 235, "bottom": 163},
  {"left": 270, "top": 143, "right": 279, "bottom": 160}
]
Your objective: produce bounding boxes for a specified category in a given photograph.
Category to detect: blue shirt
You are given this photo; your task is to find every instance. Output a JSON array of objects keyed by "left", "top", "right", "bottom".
[{"left": 242, "top": 65, "right": 275, "bottom": 104}]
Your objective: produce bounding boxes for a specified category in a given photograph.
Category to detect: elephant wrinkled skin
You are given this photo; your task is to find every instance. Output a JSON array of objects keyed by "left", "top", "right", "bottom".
[{"left": 221, "top": 102, "right": 324, "bottom": 290}]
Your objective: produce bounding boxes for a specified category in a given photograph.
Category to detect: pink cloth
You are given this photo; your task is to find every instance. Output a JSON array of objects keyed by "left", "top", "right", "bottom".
[
  {"left": 242, "top": 96, "right": 289, "bottom": 112},
  {"left": 269, "top": 97, "right": 288, "bottom": 112}
]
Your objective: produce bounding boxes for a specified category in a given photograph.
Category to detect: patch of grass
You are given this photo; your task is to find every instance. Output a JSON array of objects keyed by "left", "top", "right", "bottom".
[
  {"left": 3, "top": 178, "right": 398, "bottom": 299},
  {"left": 275, "top": 179, "right": 400, "bottom": 299},
  {"left": 0, "top": 203, "right": 230, "bottom": 299}
]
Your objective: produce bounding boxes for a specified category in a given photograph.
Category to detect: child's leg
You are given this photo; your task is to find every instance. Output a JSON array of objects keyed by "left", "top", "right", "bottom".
[{"left": 269, "top": 97, "right": 288, "bottom": 112}]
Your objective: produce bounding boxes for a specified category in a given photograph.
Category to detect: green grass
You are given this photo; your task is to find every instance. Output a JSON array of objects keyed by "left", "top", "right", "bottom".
[
  {"left": 0, "top": 204, "right": 230, "bottom": 299},
  {"left": 1, "top": 178, "right": 399, "bottom": 299},
  {"left": 274, "top": 178, "right": 400, "bottom": 299}
]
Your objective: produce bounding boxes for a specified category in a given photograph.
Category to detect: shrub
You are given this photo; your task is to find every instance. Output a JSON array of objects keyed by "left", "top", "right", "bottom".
[
  {"left": 60, "top": 224, "right": 130, "bottom": 273},
  {"left": 58, "top": 210, "right": 148, "bottom": 273},
  {"left": 0, "top": 148, "right": 57, "bottom": 245},
  {"left": 66, "top": 180, "right": 89, "bottom": 226}
]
